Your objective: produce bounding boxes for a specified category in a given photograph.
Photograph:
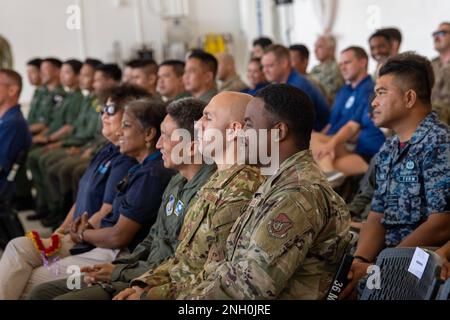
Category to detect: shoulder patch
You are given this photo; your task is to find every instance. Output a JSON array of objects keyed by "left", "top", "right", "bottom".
[{"left": 267, "top": 213, "right": 293, "bottom": 239}]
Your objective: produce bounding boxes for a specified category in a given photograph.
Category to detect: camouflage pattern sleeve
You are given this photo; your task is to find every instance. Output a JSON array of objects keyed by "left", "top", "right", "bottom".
[
  {"left": 187, "top": 194, "right": 322, "bottom": 300},
  {"left": 422, "top": 139, "right": 450, "bottom": 215},
  {"left": 130, "top": 257, "right": 174, "bottom": 288}
]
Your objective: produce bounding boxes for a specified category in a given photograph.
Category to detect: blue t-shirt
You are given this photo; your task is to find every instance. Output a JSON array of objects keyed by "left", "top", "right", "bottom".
[
  {"left": 328, "top": 75, "right": 374, "bottom": 135},
  {"left": 73, "top": 143, "right": 137, "bottom": 220},
  {"left": 241, "top": 82, "right": 270, "bottom": 96},
  {"left": 0, "top": 105, "right": 32, "bottom": 194},
  {"left": 286, "top": 70, "right": 330, "bottom": 131},
  {"left": 328, "top": 75, "right": 384, "bottom": 157},
  {"left": 101, "top": 151, "right": 175, "bottom": 251}
]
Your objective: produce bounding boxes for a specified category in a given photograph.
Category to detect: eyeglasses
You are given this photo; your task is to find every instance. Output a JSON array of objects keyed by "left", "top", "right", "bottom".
[
  {"left": 101, "top": 103, "right": 117, "bottom": 116},
  {"left": 432, "top": 30, "right": 450, "bottom": 38}
]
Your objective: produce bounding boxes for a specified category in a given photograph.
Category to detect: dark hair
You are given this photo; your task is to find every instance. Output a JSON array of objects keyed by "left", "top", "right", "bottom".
[
  {"left": 159, "top": 60, "right": 185, "bottom": 77},
  {"left": 380, "top": 27, "right": 402, "bottom": 44},
  {"left": 132, "top": 59, "right": 158, "bottom": 75},
  {"left": 84, "top": 58, "right": 103, "bottom": 69},
  {"left": 249, "top": 57, "right": 263, "bottom": 70},
  {"left": 124, "top": 99, "right": 167, "bottom": 141},
  {"left": 341, "top": 46, "right": 369, "bottom": 61},
  {"left": 63, "top": 59, "right": 83, "bottom": 74},
  {"left": 95, "top": 63, "right": 122, "bottom": 82},
  {"left": 125, "top": 59, "right": 142, "bottom": 68},
  {"left": 27, "top": 58, "right": 42, "bottom": 69},
  {"left": 253, "top": 37, "right": 273, "bottom": 49},
  {"left": 255, "top": 84, "right": 315, "bottom": 149},
  {"left": 187, "top": 50, "right": 218, "bottom": 78},
  {"left": 104, "top": 84, "right": 151, "bottom": 111},
  {"left": 289, "top": 44, "right": 309, "bottom": 60},
  {"left": 0, "top": 69, "right": 23, "bottom": 97},
  {"left": 379, "top": 52, "right": 434, "bottom": 104},
  {"left": 369, "top": 30, "right": 391, "bottom": 43},
  {"left": 264, "top": 44, "right": 290, "bottom": 61},
  {"left": 42, "top": 57, "right": 62, "bottom": 69},
  {"left": 166, "top": 98, "right": 207, "bottom": 137}
]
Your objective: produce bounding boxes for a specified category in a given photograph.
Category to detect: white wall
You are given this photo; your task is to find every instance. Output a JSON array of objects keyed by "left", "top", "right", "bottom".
[
  {"left": 0, "top": 0, "right": 244, "bottom": 106},
  {"left": 1, "top": 0, "right": 448, "bottom": 106},
  {"left": 291, "top": 0, "right": 450, "bottom": 73}
]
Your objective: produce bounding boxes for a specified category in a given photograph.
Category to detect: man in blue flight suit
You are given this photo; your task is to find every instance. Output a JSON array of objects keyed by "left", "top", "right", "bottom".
[
  {"left": 342, "top": 52, "right": 450, "bottom": 299},
  {"left": 0, "top": 69, "right": 32, "bottom": 196},
  {"left": 261, "top": 44, "right": 330, "bottom": 131}
]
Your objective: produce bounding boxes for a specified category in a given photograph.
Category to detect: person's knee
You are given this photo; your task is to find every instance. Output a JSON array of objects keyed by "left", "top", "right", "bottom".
[
  {"left": 26, "top": 282, "right": 56, "bottom": 300},
  {"left": 4, "top": 236, "right": 33, "bottom": 257}
]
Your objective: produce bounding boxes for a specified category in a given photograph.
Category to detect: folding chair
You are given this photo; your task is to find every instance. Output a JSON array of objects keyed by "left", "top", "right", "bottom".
[
  {"left": 436, "top": 278, "right": 450, "bottom": 300},
  {"left": 360, "top": 247, "right": 443, "bottom": 300}
]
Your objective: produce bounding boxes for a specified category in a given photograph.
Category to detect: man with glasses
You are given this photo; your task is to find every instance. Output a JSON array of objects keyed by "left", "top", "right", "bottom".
[{"left": 431, "top": 22, "right": 450, "bottom": 125}]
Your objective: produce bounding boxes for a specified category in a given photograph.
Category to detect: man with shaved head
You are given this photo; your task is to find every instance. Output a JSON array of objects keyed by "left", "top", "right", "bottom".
[
  {"left": 112, "top": 92, "right": 265, "bottom": 300},
  {"left": 215, "top": 52, "right": 248, "bottom": 92}
]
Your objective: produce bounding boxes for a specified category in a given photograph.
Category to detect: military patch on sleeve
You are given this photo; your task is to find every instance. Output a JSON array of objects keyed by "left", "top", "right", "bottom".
[
  {"left": 166, "top": 194, "right": 175, "bottom": 216},
  {"left": 174, "top": 200, "right": 184, "bottom": 217},
  {"left": 267, "top": 213, "right": 293, "bottom": 239}
]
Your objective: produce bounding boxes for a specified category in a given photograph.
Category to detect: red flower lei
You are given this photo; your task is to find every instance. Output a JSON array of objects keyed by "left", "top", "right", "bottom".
[{"left": 26, "top": 231, "right": 61, "bottom": 257}]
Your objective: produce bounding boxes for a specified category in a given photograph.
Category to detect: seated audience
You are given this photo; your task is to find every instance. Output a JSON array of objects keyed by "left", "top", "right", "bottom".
[
  {"left": 261, "top": 44, "right": 330, "bottom": 131},
  {"left": 312, "top": 46, "right": 385, "bottom": 176},
  {"left": 241, "top": 58, "right": 269, "bottom": 96},
  {"left": 0, "top": 97, "right": 173, "bottom": 299},
  {"left": 186, "top": 84, "right": 351, "bottom": 300},
  {"left": 341, "top": 53, "right": 450, "bottom": 299}
]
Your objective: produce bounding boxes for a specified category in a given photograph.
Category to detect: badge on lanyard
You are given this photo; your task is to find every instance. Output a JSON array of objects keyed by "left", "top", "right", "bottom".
[
  {"left": 174, "top": 200, "right": 184, "bottom": 217},
  {"left": 166, "top": 194, "right": 175, "bottom": 216}
]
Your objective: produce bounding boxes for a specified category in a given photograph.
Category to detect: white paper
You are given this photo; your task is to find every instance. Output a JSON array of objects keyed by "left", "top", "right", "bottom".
[{"left": 407, "top": 247, "right": 429, "bottom": 279}]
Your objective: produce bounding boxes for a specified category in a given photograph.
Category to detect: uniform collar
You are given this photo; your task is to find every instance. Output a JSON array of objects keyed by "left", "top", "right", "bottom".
[
  {"left": 128, "top": 150, "right": 161, "bottom": 174},
  {"left": 211, "top": 164, "right": 251, "bottom": 189},
  {"left": 266, "top": 150, "right": 316, "bottom": 187},
  {"left": 0, "top": 104, "right": 20, "bottom": 121},
  {"left": 406, "top": 112, "right": 437, "bottom": 146},
  {"left": 184, "top": 164, "right": 216, "bottom": 191}
]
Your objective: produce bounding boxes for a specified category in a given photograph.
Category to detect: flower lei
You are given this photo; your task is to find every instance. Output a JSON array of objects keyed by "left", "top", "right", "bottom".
[{"left": 26, "top": 231, "right": 61, "bottom": 257}]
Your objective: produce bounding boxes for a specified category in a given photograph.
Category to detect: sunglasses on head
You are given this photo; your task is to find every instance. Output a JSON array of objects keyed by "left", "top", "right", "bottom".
[
  {"left": 432, "top": 30, "right": 450, "bottom": 38},
  {"left": 101, "top": 103, "right": 117, "bottom": 116}
]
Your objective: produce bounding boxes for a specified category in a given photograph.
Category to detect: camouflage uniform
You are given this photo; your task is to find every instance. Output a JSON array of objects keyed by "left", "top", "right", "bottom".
[
  {"left": 0, "top": 35, "right": 13, "bottom": 68},
  {"left": 310, "top": 60, "right": 344, "bottom": 105},
  {"left": 187, "top": 150, "right": 351, "bottom": 300},
  {"left": 431, "top": 57, "right": 450, "bottom": 125},
  {"left": 219, "top": 75, "right": 248, "bottom": 92},
  {"left": 371, "top": 112, "right": 450, "bottom": 247},
  {"left": 130, "top": 164, "right": 264, "bottom": 299}
]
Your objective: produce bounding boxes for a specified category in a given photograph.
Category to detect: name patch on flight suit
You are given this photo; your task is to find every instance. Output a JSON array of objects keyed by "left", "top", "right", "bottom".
[{"left": 175, "top": 200, "right": 184, "bottom": 217}]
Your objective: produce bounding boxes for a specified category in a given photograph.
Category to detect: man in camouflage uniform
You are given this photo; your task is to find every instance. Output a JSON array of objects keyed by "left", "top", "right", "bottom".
[
  {"left": 112, "top": 92, "right": 265, "bottom": 300},
  {"left": 215, "top": 53, "right": 248, "bottom": 92},
  {"left": 185, "top": 84, "right": 351, "bottom": 300},
  {"left": 342, "top": 53, "right": 450, "bottom": 299},
  {"left": 431, "top": 22, "right": 450, "bottom": 125},
  {"left": 310, "top": 35, "right": 344, "bottom": 106},
  {"left": 27, "top": 98, "right": 218, "bottom": 300}
]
